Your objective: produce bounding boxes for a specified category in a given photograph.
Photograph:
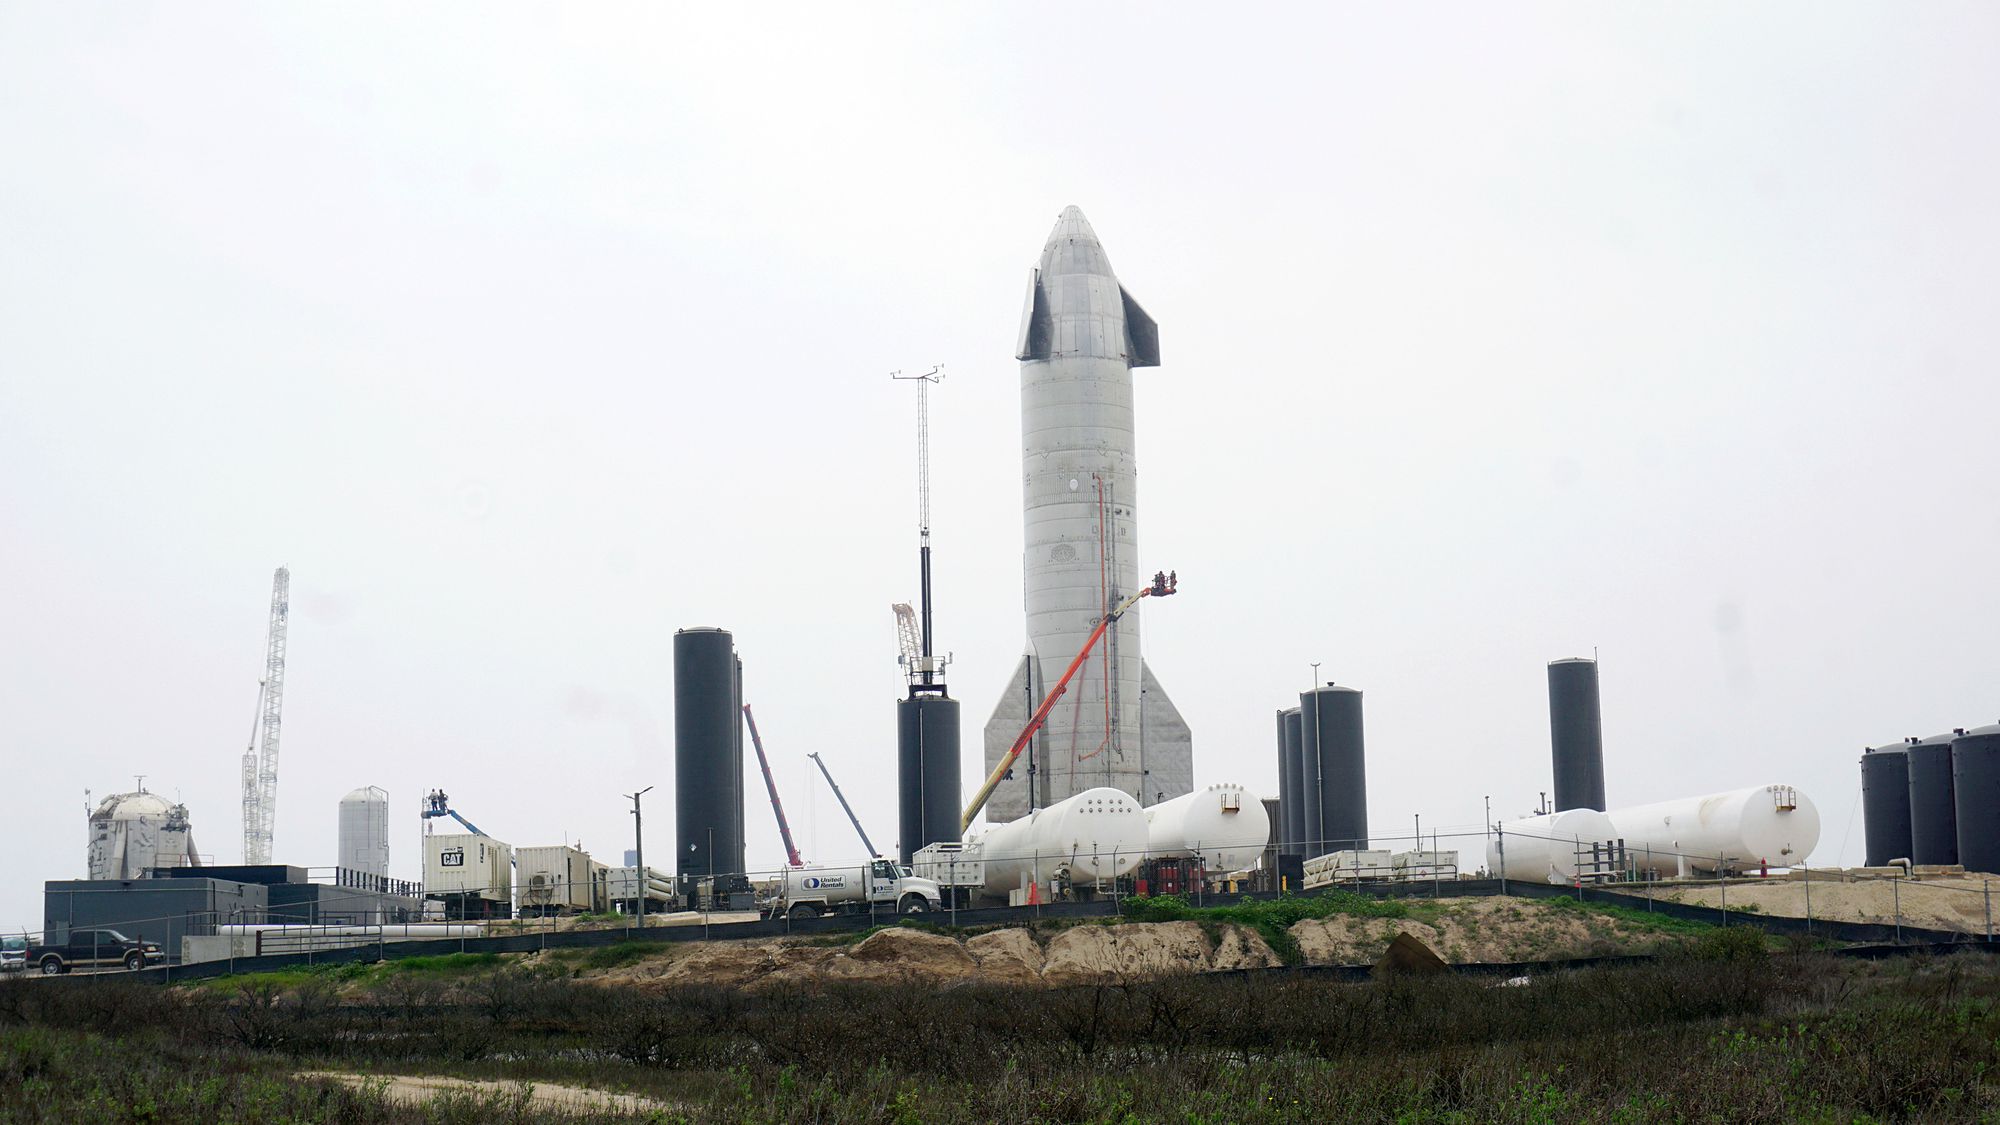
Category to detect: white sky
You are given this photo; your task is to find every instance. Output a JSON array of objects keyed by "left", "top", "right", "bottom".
[{"left": 4, "top": 4, "right": 1997, "bottom": 932}]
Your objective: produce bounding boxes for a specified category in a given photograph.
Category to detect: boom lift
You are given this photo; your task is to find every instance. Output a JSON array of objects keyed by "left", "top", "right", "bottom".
[
  {"left": 808, "top": 752, "right": 880, "bottom": 858},
  {"left": 742, "top": 705, "right": 804, "bottom": 868},
  {"left": 421, "top": 790, "right": 489, "bottom": 836},
  {"left": 962, "top": 570, "right": 1178, "bottom": 830}
]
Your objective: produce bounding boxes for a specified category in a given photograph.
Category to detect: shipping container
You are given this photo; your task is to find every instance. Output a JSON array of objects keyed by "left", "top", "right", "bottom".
[
  {"left": 424, "top": 833, "right": 511, "bottom": 902},
  {"left": 515, "top": 845, "right": 600, "bottom": 915}
]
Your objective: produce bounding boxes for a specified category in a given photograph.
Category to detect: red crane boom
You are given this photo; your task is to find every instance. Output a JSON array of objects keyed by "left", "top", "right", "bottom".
[
  {"left": 961, "top": 570, "right": 1178, "bottom": 830},
  {"left": 741, "top": 704, "right": 804, "bottom": 868}
]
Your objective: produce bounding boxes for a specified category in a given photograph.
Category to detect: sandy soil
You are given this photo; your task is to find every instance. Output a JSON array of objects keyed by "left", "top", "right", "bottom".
[
  {"left": 564, "top": 898, "right": 1675, "bottom": 989},
  {"left": 299, "top": 1070, "right": 669, "bottom": 1114},
  {"left": 1289, "top": 898, "right": 1660, "bottom": 966},
  {"left": 1649, "top": 875, "right": 1999, "bottom": 935}
]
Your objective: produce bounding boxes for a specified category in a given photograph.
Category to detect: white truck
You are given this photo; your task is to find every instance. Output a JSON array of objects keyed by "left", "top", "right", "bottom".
[
  {"left": 770, "top": 859, "right": 943, "bottom": 920},
  {"left": 911, "top": 841, "right": 984, "bottom": 908}
]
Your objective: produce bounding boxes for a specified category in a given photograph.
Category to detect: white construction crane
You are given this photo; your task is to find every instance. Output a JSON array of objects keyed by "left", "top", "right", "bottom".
[
  {"left": 240, "top": 566, "right": 289, "bottom": 865},
  {"left": 889, "top": 367, "right": 949, "bottom": 694}
]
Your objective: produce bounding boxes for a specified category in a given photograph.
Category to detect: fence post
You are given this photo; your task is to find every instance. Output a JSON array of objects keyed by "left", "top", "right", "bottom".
[
  {"left": 1893, "top": 877, "right": 1902, "bottom": 944},
  {"left": 1497, "top": 827, "right": 1506, "bottom": 896},
  {"left": 1802, "top": 863, "right": 1812, "bottom": 937},
  {"left": 1720, "top": 857, "right": 1727, "bottom": 926},
  {"left": 1985, "top": 879, "right": 1991, "bottom": 943}
]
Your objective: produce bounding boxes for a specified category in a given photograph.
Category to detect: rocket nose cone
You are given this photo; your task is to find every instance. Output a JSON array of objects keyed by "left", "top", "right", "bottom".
[{"left": 1047, "top": 205, "right": 1099, "bottom": 246}]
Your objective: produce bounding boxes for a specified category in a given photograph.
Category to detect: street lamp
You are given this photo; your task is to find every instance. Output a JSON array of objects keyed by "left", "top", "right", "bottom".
[
  {"left": 1308, "top": 662, "right": 1321, "bottom": 856},
  {"left": 626, "top": 786, "right": 654, "bottom": 929}
]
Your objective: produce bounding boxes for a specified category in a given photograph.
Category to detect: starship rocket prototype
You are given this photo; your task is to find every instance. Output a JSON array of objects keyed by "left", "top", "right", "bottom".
[{"left": 981, "top": 206, "right": 1193, "bottom": 823}]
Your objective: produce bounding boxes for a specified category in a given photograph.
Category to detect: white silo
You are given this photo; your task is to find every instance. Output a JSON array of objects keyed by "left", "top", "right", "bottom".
[
  {"left": 338, "top": 786, "right": 391, "bottom": 879},
  {"left": 87, "top": 789, "right": 198, "bottom": 879}
]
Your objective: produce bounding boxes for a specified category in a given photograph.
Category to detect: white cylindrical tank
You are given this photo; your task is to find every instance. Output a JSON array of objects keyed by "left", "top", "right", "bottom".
[
  {"left": 338, "top": 787, "right": 391, "bottom": 880},
  {"left": 1608, "top": 784, "right": 1820, "bottom": 876},
  {"left": 87, "top": 790, "right": 196, "bottom": 879},
  {"left": 1143, "top": 783, "right": 1270, "bottom": 873},
  {"left": 975, "top": 787, "right": 1149, "bottom": 895},
  {"left": 1487, "top": 809, "right": 1622, "bottom": 884}
]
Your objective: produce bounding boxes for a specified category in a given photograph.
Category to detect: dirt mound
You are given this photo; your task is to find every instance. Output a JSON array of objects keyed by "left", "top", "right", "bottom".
[
  {"left": 965, "top": 928, "right": 1044, "bottom": 984},
  {"left": 823, "top": 928, "right": 977, "bottom": 983},
  {"left": 1037, "top": 922, "right": 1277, "bottom": 984},
  {"left": 1374, "top": 932, "right": 1448, "bottom": 976},
  {"left": 1656, "top": 875, "right": 1995, "bottom": 935}
]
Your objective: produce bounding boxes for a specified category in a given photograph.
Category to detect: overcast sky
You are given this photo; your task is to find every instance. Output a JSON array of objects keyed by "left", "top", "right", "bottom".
[{"left": 4, "top": 4, "right": 1996, "bottom": 934}]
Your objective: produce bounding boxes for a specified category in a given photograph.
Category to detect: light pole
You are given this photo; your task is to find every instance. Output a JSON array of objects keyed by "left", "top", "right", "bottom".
[{"left": 626, "top": 786, "right": 653, "bottom": 929}]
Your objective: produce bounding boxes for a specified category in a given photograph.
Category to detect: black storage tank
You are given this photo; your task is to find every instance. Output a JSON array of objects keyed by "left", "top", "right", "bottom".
[
  {"left": 674, "top": 628, "right": 746, "bottom": 895},
  {"left": 897, "top": 694, "right": 962, "bottom": 863},
  {"left": 1547, "top": 658, "right": 1607, "bottom": 811},
  {"left": 1906, "top": 731, "right": 1961, "bottom": 866},
  {"left": 1952, "top": 724, "right": 2000, "bottom": 875},
  {"left": 1282, "top": 707, "right": 1311, "bottom": 856},
  {"left": 1301, "top": 684, "right": 1367, "bottom": 851},
  {"left": 1274, "top": 710, "right": 1294, "bottom": 857},
  {"left": 1859, "top": 742, "right": 1913, "bottom": 867}
]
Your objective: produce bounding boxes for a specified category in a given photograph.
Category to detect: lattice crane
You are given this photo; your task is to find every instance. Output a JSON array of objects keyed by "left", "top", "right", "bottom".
[{"left": 241, "top": 567, "right": 289, "bottom": 865}]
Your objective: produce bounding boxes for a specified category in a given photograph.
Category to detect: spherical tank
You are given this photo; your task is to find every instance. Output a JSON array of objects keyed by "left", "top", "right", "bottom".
[
  {"left": 1486, "top": 809, "right": 1620, "bottom": 884},
  {"left": 1607, "top": 785, "right": 1820, "bottom": 876},
  {"left": 1143, "top": 783, "right": 1270, "bottom": 873},
  {"left": 976, "top": 787, "right": 1148, "bottom": 895},
  {"left": 1951, "top": 725, "right": 2000, "bottom": 875},
  {"left": 1858, "top": 743, "right": 1913, "bottom": 867},
  {"left": 86, "top": 790, "right": 190, "bottom": 880},
  {"left": 1905, "top": 732, "right": 1959, "bottom": 866}
]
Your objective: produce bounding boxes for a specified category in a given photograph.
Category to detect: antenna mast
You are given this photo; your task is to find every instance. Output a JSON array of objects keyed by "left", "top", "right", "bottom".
[
  {"left": 890, "top": 366, "right": 948, "bottom": 697},
  {"left": 241, "top": 566, "right": 289, "bottom": 864}
]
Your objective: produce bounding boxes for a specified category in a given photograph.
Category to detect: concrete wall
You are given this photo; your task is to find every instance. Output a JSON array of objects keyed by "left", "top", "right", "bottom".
[{"left": 44, "top": 877, "right": 270, "bottom": 964}]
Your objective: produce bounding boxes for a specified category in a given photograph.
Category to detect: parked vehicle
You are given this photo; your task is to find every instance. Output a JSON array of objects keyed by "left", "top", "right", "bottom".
[
  {"left": 769, "top": 859, "right": 941, "bottom": 920},
  {"left": 0, "top": 935, "right": 25, "bottom": 973},
  {"left": 29, "top": 929, "right": 163, "bottom": 974}
]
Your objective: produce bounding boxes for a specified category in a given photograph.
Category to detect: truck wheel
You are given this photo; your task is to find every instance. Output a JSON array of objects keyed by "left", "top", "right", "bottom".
[
  {"left": 124, "top": 952, "right": 144, "bottom": 971},
  {"left": 788, "top": 904, "right": 820, "bottom": 921},
  {"left": 39, "top": 957, "right": 63, "bottom": 976},
  {"left": 898, "top": 895, "right": 930, "bottom": 915}
]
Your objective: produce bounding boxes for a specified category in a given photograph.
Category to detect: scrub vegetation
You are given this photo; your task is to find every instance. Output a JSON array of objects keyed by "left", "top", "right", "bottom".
[{"left": 4, "top": 945, "right": 2000, "bottom": 1122}]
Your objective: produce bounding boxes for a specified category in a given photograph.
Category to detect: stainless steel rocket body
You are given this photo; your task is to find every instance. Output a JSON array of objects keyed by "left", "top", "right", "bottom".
[{"left": 983, "top": 207, "right": 1191, "bottom": 824}]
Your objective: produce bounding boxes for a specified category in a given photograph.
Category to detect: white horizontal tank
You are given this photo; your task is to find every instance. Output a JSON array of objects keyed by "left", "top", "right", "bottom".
[
  {"left": 975, "top": 787, "right": 1148, "bottom": 896},
  {"left": 1143, "top": 782, "right": 1269, "bottom": 873},
  {"left": 1488, "top": 809, "right": 1622, "bottom": 884},
  {"left": 1608, "top": 784, "right": 1819, "bottom": 877}
]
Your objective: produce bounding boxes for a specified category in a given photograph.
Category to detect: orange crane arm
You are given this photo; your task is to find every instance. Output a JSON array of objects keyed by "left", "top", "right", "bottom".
[{"left": 960, "top": 570, "right": 1177, "bottom": 831}]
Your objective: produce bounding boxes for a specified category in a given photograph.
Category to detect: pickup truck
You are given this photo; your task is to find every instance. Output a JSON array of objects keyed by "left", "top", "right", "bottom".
[{"left": 29, "top": 929, "right": 164, "bottom": 974}]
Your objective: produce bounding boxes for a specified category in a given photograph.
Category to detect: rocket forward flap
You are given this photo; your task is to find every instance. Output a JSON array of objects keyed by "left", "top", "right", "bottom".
[
  {"left": 1121, "top": 286, "right": 1160, "bottom": 367},
  {"left": 1016, "top": 269, "right": 1052, "bottom": 361}
]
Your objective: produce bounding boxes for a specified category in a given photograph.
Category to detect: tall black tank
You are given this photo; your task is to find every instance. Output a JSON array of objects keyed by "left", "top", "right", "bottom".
[
  {"left": 1301, "top": 684, "right": 1367, "bottom": 851},
  {"left": 674, "top": 628, "right": 745, "bottom": 894},
  {"left": 1859, "top": 742, "right": 1913, "bottom": 866},
  {"left": 897, "top": 695, "right": 962, "bottom": 863},
  {"left": 1274, "top": 710, "right": 1294, "bottom": 857},
  {"left": 1905, "top": 732, "right": 1960, "bottom": 866},
  {"left": 1282, "top": 707, "right": 1311, "bottom": 856},
  {"left": 1547, "top": 658, "right": 1607, "bottom": 811},
  {"left": 1952, "top": 724, "right": 2000, "bottom": 875}
]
